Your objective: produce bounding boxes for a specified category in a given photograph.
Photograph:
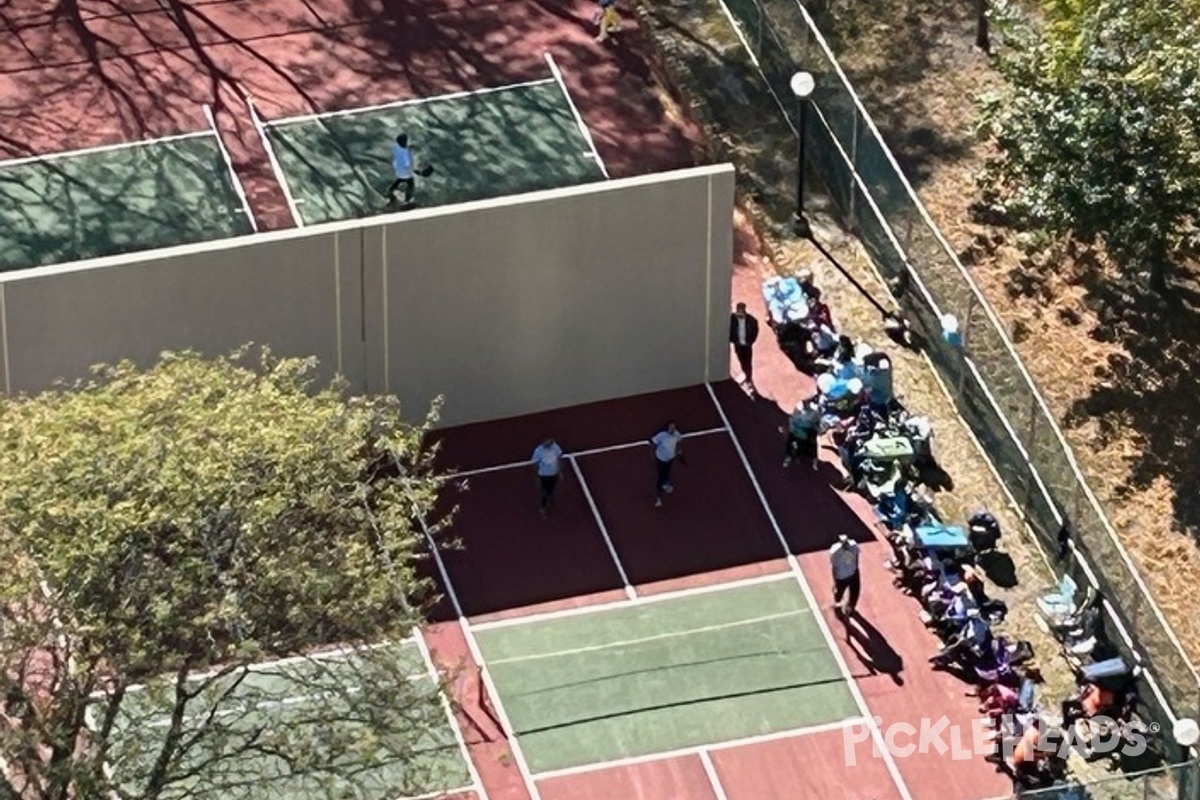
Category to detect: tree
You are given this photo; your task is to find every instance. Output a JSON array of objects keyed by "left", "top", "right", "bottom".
[
  {"left": 978, "top": 0, "right": 1200, "bottom": 291},
  {"left": 0, "top": 349, "right": 461, "bottom": 800}
]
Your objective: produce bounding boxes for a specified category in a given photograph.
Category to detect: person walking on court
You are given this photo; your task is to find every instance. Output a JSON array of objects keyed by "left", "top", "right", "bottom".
[
  {"left": 651, "top": 421, "right": 683, "bottom": 508},
  {"left": 531, "top": 437, "right": 564, "bottom": 518},
  {"left": 594, "top": 0, "right": 621, "bottom": 42},
  {"left": 830, "top": 532, "right": 861, "bottom": 616},
  {"left": 388, "top": 133, "right": 416, "bottom": 207},
  {"left": 729, "top": 302, "right": 760, "bottom": 393}
]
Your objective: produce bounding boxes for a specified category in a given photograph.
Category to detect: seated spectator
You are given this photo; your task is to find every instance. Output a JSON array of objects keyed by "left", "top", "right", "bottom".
[
  {"left": 1061, "top": 683, "right": 1117, "bottom": 729},
  {"left": 798, "top": 268, "right": 816, "bottom": 299},
  {"left": 979, "top": 682, "right": 1020, "bottom": 719},
  {"left": 806, "top": 287, "right": 834, "bottom": 330}
]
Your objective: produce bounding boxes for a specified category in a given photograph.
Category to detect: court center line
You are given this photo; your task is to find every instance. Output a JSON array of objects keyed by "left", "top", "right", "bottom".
[
  {"left": 531, "top": 717, "right": 864, "bottom": 781},
  {"left": 567, "top": 455, "right": 635, "bottom": 600},
  {"left": 470, "top": 570, "right": 795, "bottom": 632},
  {"left": 699, "top": 749, "right": 732, "bottom": 800},
  {"left": 543, "top": 52, "right": 609, "bottom": 179},
  {"left": 414, "top": 513, "right": 545, "bottom": 800},
  {"left": 414, "top": 629, "right": 492, "bottom": 800},
  {"left": 202, "top": 103, "right": 259, "bottom": 233},
  {"left": 485, "top": 609, "right": 807, "bottom": 666},
  {"left": 453, "top": 426, "right": 727, "bottom": 479},
  {"left": 0, "top": 129, "right": 213, "bottom": 170},
  {"left": 266, "top": 77, "right": 558, "bottom": 128},
  {"left": 242, "top": 91, "right": 305, "bottom": 227},
  {"left": 704, "top": 383, "right": 915, "bottom": 800}
]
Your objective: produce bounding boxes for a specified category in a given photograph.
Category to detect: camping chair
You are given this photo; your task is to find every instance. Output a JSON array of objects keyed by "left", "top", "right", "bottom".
[{"left": 1036, "top": 573, "right": 1079, "bottom": 622}]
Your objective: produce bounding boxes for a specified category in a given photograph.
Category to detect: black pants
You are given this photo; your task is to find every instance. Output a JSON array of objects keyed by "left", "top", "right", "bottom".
[
  {"left": 833, "top": 572, "right": 861, "bottom": 611},
  {"left": 785, "top": 433, "right": 817, "bottom": 461},
  {"left": 655, "top": 457, "right": 674, "bottom": 494},
  {"left": 538, "top": 474, "right": 559, "bottom": 509},
  {"left": 733, "top": 343, "right": 753, "bottom": 382},
  {"left": 388, "top": 176, "right": 415, "bottom": 203}
]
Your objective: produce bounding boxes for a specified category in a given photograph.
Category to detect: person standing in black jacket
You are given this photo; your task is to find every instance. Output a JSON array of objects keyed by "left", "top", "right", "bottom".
[{"left": 729, "top": 303, "right": 760, "bottom": 392}]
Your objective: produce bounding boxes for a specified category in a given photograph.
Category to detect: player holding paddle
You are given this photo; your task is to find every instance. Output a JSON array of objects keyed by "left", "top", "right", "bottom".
[
  {"left": 651, "top": 421, "right": 684, "bottom": 508},
  {"left": 387, "top": 132, "right": 435, "bottom": 209}
]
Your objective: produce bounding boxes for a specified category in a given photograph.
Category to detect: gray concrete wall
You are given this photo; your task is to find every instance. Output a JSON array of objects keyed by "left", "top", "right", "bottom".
[
  {"left": 378, "top": 165, "right": 734, "bottom": 425},
  {"left": 0, "top": 164, "right": 734, "bottom": 427}
]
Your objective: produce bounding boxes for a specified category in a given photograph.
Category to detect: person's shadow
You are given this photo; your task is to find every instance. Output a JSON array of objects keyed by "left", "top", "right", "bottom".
[{"left": 842, "top": 612, "right": 905, "bottom": 686}]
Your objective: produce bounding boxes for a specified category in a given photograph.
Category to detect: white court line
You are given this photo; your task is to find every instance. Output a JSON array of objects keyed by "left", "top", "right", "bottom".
[
  {"left": 543, "top": 52, "right": 609, "bottom": 179},
  {"left": 485, "top": 609, "right": 806, "bottom": 666},
  {"left": 415, "top": 514, "right": 545, "bottom": 800},
  {"left": 243, "top": 92, "right": 304, "bottom": 227},
  {"left": 112, "top": 639, "right": 412, "bottom": 694},
  {"left": 202, "top": 103, "right": 258, "bottom": 233},
  {"left": 568, "top": 455, "right": 635, "bottom": 600},
  {"left": 0, "top": 129, "right": 213, "bottom": 170},
  {"left": 413, "top": 629, "right": 491, "bottom": 800},
  {"left": 704, "top": 384, "right": 915, "bottom": 800},
  {"left": 265, "top": 77, "right": 558, "bottom": 128},
  {"left": 470, "top": 570, "right": 795, "bottom": 632},
  {"left": 699, "top": 750, "right": 732, "bottom": 800},
  {"left": 453, "top": 427, "right": 727, "bottom": 479},
  {"left": 532, "top": 717, "right": 863, "bottom": 780}
]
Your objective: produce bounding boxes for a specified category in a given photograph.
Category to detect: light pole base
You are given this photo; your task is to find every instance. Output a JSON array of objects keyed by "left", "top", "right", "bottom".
[{"left": 792, "top": 212, "right": 811, "bottom": 239}]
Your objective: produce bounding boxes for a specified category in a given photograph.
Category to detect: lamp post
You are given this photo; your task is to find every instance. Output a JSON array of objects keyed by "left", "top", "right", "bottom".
[{"left": 789, "top": 70, "right": 815, "bottom": 237}]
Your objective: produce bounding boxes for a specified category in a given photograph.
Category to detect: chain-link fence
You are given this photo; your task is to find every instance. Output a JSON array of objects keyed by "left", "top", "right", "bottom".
[
  {"left": 1013, "top": 760, "right": 1200, "bottom": 799},
  {"left": 713, "top": 0, "right": 1200, "bottom": 789}
]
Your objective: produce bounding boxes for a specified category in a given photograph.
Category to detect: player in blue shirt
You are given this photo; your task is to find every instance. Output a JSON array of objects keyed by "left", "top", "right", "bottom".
[
  {"left": 388, "top": 133, "right": 415, "bottom": 207},
  {"left": 651, "top": 422, "right": 683, "bottom": 507},
  {"left": 531, "top": 437, "right": 564, "bottom": 517}
]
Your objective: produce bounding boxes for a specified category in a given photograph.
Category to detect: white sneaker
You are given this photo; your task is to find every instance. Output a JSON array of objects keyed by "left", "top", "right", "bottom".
[
  {"left": 654, "top": 497, "right": 663, "bottom": 508},
  {"left": 783, "top": 457, "right": 792, "bottom": 467},
  {"left": 663, "top": 484, "right": 674, "bottom": 494}
]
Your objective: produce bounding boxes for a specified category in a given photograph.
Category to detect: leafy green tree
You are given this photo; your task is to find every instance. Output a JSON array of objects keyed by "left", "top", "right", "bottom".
[
  {"left": 0, "top": 349, "right": 461, "bottom": 800},
  {"left": 979, "top": 0, "right": 1200, "bottom": 290}
]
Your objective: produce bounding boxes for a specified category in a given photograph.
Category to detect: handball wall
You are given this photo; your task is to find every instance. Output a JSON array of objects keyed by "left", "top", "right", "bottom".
[{"left": 0, "top": 164, "right": 734, "bottom": 425}]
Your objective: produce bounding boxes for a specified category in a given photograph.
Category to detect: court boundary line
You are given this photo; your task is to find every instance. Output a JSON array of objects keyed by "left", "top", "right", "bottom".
[
  {"left": 484, "top": 608, "right": 808, "bottom": 666},
  {"left": 453, "top": 426, "right": 727, "bottom": 479},
  {"left": 243, "top": 92, "right": 304, "bottom": 227},
  {"left": 704, "top": 383, "right": 915, "bottom": 800},
  {"left": 543, "top": 52, "right": 609, "bottom": 179},
  {"left": 264, "top": 77, "right": 558, "bottom": 128},
  {"left": 698, "top": 749, "right": 732, "bottom": 800},
  {"left": 106, "top": 639, "right": 413, "bottom": 694},
  {"left": 413, "top": 629, "right": 491, "bottom": 800},
  {"left": 0, "top": 129, "right": 212, "bottom": 170},
  {"left": 531, "top": 717, "right": 863, "bottom": 780},
  {"left": 414, "top": 513, "right": 545, "bottom": 800},
  {"left": 202, "top": 103, "right": 259, "bottom": 233},
  {"left": 470, "top": 570, "right": 795, "bottom": 632},
  {"left": 568, "top": 455, "right": 635, "bottom": 599}
]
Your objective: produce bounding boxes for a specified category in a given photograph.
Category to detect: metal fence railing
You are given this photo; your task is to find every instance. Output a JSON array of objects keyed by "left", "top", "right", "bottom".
[
  {"left": 1012, "top": 760, "right": 1200, "bottom": 799},
  {"left": 711, "top": 0, "right": 1200, "bottom": 787}
]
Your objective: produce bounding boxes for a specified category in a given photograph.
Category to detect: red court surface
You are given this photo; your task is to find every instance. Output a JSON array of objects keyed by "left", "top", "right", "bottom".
[
  {"left": 537, "top": 756, "right": 717, "bottom": 800},
  {"left": 427, "top": 468, "right": 626, "bottom": 622},
  {"left": 432, "top": 384, "right": 722, "bottom": 473},
  {"left": 710, "top": 728, "right": 906, "bottom": 800},
  {"left": 572, "top": 434, "right": 787, "bottom": 588},
  {"left": 423, "top": 622, "right": 533, "bottom": 800},
  {"left": 1, "top": 0, "right": 702, "bottom": 234}
]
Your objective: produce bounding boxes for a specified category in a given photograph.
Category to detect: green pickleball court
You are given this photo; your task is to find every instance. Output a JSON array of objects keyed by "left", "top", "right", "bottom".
[
  {"left": 264, "top": 79, "right": 608, "bottom": 225},
  {"left": 474, "top": 577, "right": 858, "bottom": 773},
  {"left": 103, "top": 640, "right": 471, "bottom": 800},
  {"left": 0, "top": 133, "right": 254, "bottom": 272}
]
